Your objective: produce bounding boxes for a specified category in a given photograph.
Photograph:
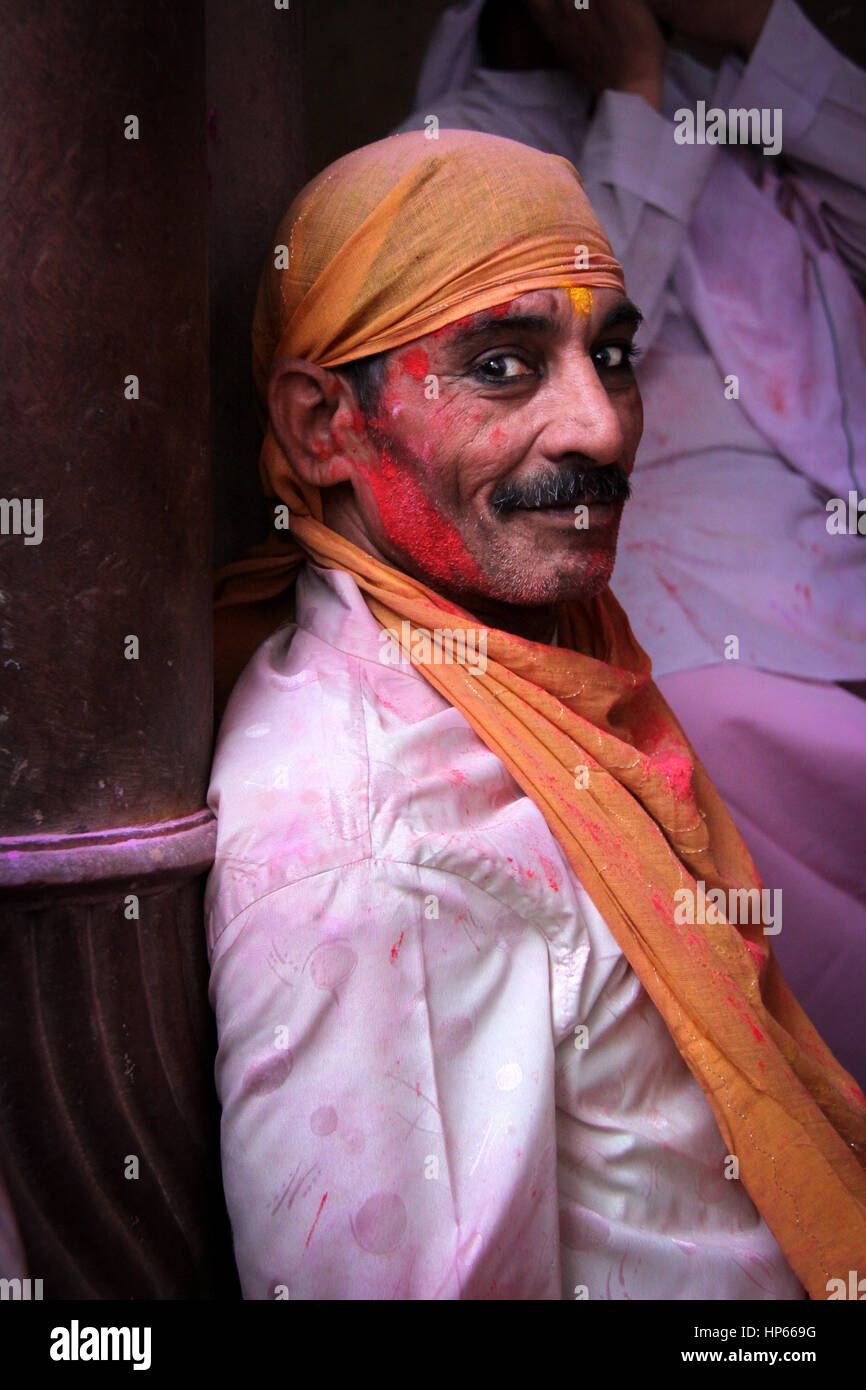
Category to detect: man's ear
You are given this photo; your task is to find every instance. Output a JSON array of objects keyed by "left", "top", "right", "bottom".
[{"left": 267, "top": 357, "right": 368, "bottom": 487}]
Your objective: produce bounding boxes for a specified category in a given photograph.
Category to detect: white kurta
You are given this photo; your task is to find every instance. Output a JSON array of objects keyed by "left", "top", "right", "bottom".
[{"left": 205, "top": 562, "right": 804, "bottom": 1300}]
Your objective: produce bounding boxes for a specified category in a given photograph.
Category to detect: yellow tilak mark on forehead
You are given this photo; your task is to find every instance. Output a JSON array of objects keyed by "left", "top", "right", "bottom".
[{"left": 566, "top": 286, "right": 593, "bottom": 317}]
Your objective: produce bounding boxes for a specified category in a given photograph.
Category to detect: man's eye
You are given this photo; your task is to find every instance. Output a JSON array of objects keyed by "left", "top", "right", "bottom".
[
  {"left": 473, "top": 353, "right": 534, "bottom": 382},
  {"left": 593, "top": 342, "right": 641, "bottom": 372}
]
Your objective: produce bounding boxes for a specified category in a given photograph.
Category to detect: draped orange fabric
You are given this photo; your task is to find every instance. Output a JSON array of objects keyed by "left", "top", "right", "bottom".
[{"left": 214, "top": 130, "right": 866, "bottom": 1297}]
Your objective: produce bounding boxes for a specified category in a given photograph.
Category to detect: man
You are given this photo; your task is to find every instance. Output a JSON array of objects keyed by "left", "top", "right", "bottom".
[
  {"left": 395, "top": 0, "right": 866, "bottom": 1089},
  {"left": 207, "top": 129, "right": 866, "bottom": 1300}
]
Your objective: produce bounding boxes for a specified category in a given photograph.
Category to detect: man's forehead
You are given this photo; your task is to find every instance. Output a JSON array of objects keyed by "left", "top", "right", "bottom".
[{"left": 428, "top": 286, "right": 636, "bottom": 348}]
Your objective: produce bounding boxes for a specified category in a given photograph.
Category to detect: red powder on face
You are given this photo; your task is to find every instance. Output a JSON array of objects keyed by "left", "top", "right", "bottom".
[
  {"left": 399, "top": 347, "right": 429, "bottom": 381},
  {"left": 432, "top": 298, "right": 517, "bottom": 340},
  {"left": 361, "top": 443, "right": 487, "bottom": 590}
]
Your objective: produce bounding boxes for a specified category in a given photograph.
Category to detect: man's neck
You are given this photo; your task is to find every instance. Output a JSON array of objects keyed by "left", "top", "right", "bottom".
[{"left": 461, "top": 593, "right": 558, "bottom": 646}]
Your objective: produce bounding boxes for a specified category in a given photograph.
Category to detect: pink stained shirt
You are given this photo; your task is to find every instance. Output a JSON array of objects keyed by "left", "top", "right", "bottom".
[{"left": 205, "top": 561, "right": 805, "bottom": 1301}]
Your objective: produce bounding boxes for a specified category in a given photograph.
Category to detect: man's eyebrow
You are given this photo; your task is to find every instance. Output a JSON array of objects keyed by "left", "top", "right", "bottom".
[
  {"left": 442, "top": 297, "right": 644, "bottom": 351},
  {"left": 444, "top": 311, "right": 556, "bottom": 348},
  {"left": 599, "top": 298, "right": 644, "bottom": 333}
]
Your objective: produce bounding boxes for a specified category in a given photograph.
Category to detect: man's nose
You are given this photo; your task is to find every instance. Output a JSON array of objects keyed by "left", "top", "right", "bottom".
[{"left": 538, "top": 354, "right": 627, "bottom": 467}]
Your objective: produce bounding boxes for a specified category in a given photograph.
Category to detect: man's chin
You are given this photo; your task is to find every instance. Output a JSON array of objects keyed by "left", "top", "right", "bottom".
[
  {"left": 554, "top": 561, "right": 617, "bottom": 604},
  {"left": 527, "top": 535, "right": 620, "bottom": 604},
  {"left": 474, "top": 546, "right": 619, "bottom": 609},
  {"left": 486, "top": 507, "right": 623, "bottom": 603}
]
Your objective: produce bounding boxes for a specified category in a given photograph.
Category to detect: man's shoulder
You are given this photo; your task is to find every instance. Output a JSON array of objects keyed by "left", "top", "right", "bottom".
[
  {"left": 204, "top": 617, "right": 610, "bottom": 988},
  {"left": 209, "top": 617, "right": 452, "bottom": 799},
  {"left": 205, "top": 619, "right": 474, "bottom": 924}
]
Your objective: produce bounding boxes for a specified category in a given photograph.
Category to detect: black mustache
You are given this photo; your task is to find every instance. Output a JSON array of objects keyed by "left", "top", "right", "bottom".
[{"left": 491, "top": 463, "right": 631, "bottom": 514}]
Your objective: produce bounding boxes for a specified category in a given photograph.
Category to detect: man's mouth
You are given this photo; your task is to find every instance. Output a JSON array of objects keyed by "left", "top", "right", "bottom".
[{"left": 510, "top": 500, "right": 620, "bottom": 525}]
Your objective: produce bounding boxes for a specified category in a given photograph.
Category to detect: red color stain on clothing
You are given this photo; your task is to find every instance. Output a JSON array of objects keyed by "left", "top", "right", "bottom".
[
  {"left": 361, "top": 444, "right": 487, "bottom": 589},
  {"left": 626, "top": 696, "right": 694, "bottom": 802},
  {"left": 767, "top": 381, "right": 787, "bottom": 414},
  {"left": 305, "top": 1191, "right": 328, "bottom": 1249},
  {"left": 654, "top": 751, "right": 693, "bottom": 800},
  {"left": 390, "top": 930, "right": 405, "bottom": 964},
  {"left": 399, "top": 347, "right": 429, "bottom": 381},
  {"left": 539, "top": 854, "right": 559, "bottom": 892},
  {"left": 725, "top": 993, "right": 764, "bottom": 1042}
]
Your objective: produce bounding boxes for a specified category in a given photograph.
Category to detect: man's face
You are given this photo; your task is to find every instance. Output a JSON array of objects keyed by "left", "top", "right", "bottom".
[{"left": 329, "top": 285, "right": 643, "bottom": 615}]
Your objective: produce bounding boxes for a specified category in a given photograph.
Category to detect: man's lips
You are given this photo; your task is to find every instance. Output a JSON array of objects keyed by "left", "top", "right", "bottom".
[{"left": 504, "top": 500, "right": 621, "bottom": 524}]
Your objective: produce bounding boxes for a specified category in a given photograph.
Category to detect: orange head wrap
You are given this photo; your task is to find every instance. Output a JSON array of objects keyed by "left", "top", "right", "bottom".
[
  {"left": 251, "top": 128, "right": 623, "bottom": 520},
  {"left": 214, "top": 129, "right": 866, "bottom": 1297}
]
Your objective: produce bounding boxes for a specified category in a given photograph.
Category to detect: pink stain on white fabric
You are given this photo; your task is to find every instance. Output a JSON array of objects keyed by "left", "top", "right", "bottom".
[{"left": 205, "top": 562, "right": 805, "bottom": 1300}]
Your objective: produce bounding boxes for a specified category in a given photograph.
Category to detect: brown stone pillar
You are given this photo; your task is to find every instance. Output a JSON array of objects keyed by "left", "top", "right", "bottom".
[{"left": 0, "top": 1, "right": 238, "bottom": 1297}]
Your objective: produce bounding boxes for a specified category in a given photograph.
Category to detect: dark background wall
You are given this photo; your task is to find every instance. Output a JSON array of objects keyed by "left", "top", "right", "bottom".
[
  {"left": 212, "top": 0, "right": 450, "bottom": 569},
  {"left": 0, "top": 0, "right": 238, "bottom": 1298},
  {"left": 303, "top": 0, "right": 451, "bottom": 180}
]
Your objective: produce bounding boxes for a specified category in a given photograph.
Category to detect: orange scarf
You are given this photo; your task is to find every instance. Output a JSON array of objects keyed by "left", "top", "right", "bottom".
[{"left": 215, "top": 131, "right": 866, "bottom": 1297}]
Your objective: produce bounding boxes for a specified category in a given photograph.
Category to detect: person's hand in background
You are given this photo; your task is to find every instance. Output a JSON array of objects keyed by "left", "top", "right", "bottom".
[
  {"left": 524, "top": 0, "right": 667, "bottom": 111},
  {"left": 646, "top": 0, "right": 774, "bottom": 58}
]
